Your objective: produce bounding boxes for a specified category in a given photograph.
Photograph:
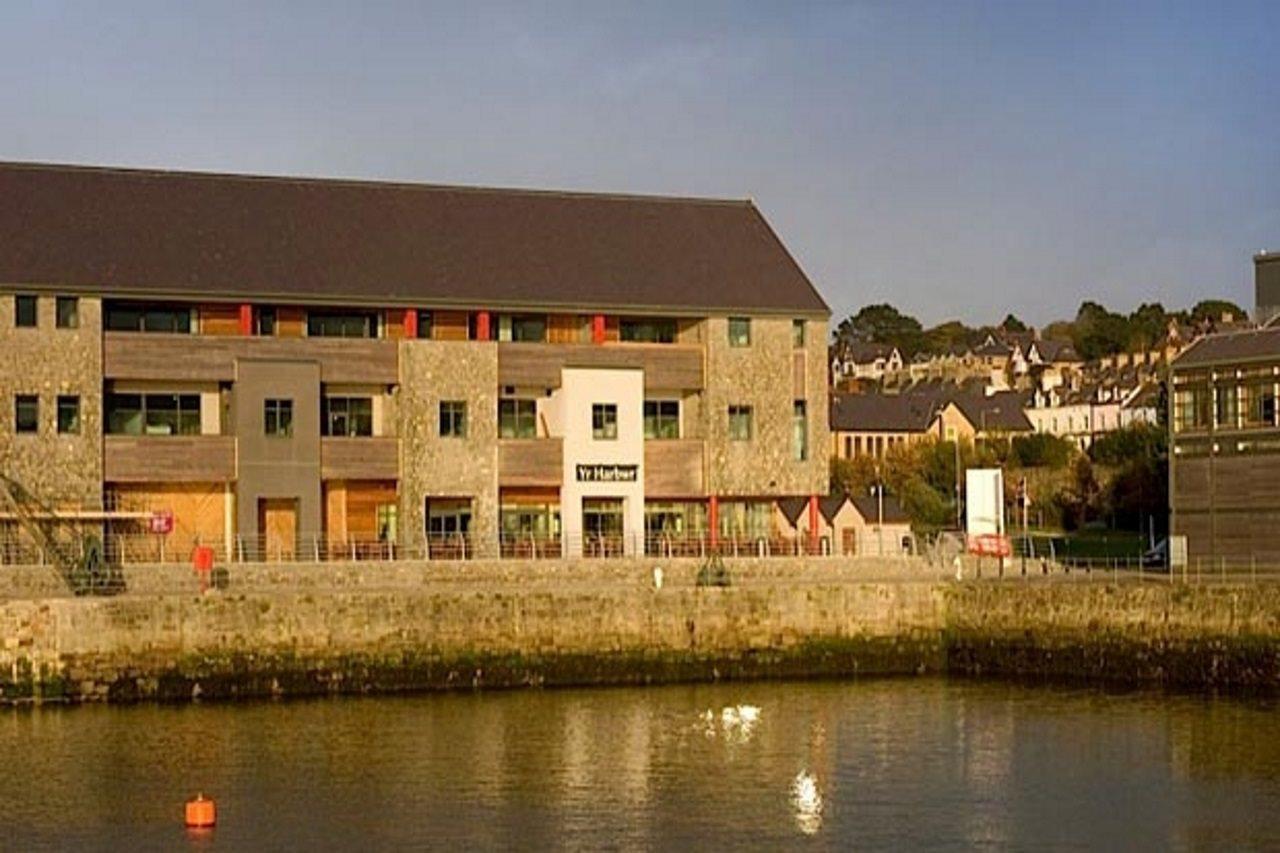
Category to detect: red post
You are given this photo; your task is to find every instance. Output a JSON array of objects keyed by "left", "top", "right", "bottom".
[
  {"left": 475, "top": 311, "right": 491, "bottom": 341},
  {"left": 808, "top": 494, "right": 819, "bottom": 553},
  {"left": 238, "top": 303, "right": 253, "bottom": 335},
  {"left": 592, "top": 314, "right": 606, "bottom": 344},
  {"left": 404, "top": 308, "right": 418, "bottom": 339},
  {"left": 708, "top": 496, "right": 719, "bottom": 550}
]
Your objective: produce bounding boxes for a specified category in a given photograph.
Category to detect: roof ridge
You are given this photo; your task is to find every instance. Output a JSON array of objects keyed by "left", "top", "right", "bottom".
[{"left": 0, "top": 159, "right": 754, "bottom": 208}]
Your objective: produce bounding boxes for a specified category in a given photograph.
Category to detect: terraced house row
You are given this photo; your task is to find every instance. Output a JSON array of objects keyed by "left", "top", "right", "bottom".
[{"left": 0, "top": 162, "right": 830, "bottom": 561}]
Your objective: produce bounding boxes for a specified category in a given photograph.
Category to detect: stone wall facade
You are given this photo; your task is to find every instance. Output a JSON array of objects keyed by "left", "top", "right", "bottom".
[
  {"left": 398, "top": 340, "right": 500, "bottom": 556},
  {"left": 704, "top": 316, "right": 828, "bottom": 496},
  {"left": 0, "top": 293, "right": 103, "bottom": 506}
]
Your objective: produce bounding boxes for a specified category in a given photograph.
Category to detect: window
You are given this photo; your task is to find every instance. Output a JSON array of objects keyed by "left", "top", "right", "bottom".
[
  {"left": 844, "top": 436, "right": 852, "bottom": 458},
  {"left": 1245, "top": 382, "right": 1278, "bottom": 427},
  {"left": 106, "top": 393, "right": 201, "bottom": 436},
  {"left": 56, "top": 396, "right": 80, "bottom": 434},
  {"left": 793, "top": 401, "right": 808, "bottom": 461},
  {"left": 15, "top": 295, "right": 37, "bottom": 328},
  {"left": 592, "top": 403, "right": 618, "bottom": 440},
  {"left": 498, "top": 399, "right": 537, "bottom": 438},
  {"left": 255, "top": 307, "right": 276, "bottom": 336},
  {"left": 416, "top": 310, "right": 433, "bottom": 340},
  {"left": 439, "top": 401, "right": 467, "bottom": 437},
  {"left": 376, "top": 504, "right": 398, "bottom": 542},
  {"left": 104, "top": 303, "right": 192, "bottom": 333},
  {"left": 1173, "top": 387, "right": 1209, "bottom": 432},
  {"left": 56, "top": 297, "right": 79, "bottom": 329},
  {"left": 792, "top": 319, "right": 806, "bottom": 348},
  {"left": 14, "top": 395, "right": 37, "bottom": 433},
  {"left": 496, "top": 314, "right": 546, "bottom": 343},
  {"left": 1215, "top": 385, "right": 1239, "bottom": 429},
  {"left": 621, "top": 318, "right": 677, "bottom": 344},
  {"left": 643, "top": 400, "right": 680, "bottom": 439},
  {"left": 321, "top": 396, "right": 373, "bottom": 436},
  {"left": 728, "top": 405, "right": 753, "bottom": 440},
  {"left": 307, "top": 311, "right": 378, "bottom": 338},
  {"left": 728, "top": 317, "right": 751, "bottom": 347},
  {"left": 264, "top": 399, "right": 293, "bottom": 437}
]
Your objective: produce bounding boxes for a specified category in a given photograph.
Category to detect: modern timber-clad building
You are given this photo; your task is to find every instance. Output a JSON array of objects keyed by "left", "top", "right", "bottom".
[{"left": 0, "top": 162, "right": 831, "bottom": 560}]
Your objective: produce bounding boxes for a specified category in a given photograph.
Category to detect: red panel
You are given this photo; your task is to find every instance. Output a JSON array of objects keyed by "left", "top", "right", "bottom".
[
  {"left": 592, "top": 314, "right": 606, "bottom": 344},
  {"left": 808, "top": 494, "right": 819, "bottom": 549},
  {"left": 238, "top": 303, "right": 253, "bottom": 335},
  {"left": 475, "top": 311, "right": 491, "bottom": 341},
  {"left": 404, "top": 308, "right": 418, "bottom": 339},
  {"left": 709, "top": 495, "right": 719, "bottom": 549}
]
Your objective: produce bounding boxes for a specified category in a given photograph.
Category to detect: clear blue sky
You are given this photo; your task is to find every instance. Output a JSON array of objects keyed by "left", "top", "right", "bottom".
[{"left": 2, "top": 1, "right": 1276, "bottom": 327}]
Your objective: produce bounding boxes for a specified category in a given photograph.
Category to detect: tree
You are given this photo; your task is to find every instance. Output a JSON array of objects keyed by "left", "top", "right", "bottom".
[
  {"left": 835, "top": 304, "right": 925, "bottom": 355},
  {"left": 1072, "top": 301, "right": 1130, "bottom": 361},
  {"left": 1089, "top": 423, "right": 1166, "bottom": 467},
  {"left": 1127, "top": 302, "right": 1169, "bottom": 351},
  {"left": 1190, "top": 299, "right": 1248, "bottom": 324},
  {"left": 1010, "top": 433, "right": 1075, "bottom": 469},
  {"left": 1000, "top": 313, "right": 1028, "bottom": 333}
]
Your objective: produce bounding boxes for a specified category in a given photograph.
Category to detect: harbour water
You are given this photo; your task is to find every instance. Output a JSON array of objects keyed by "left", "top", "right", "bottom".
[{"left": 2, "top": 679, "right": 1279, "bottom": 850}]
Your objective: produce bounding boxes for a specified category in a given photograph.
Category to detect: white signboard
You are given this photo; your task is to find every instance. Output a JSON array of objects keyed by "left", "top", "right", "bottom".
[{"left": 965, "top": 468, "right": 1005, "bottom": 536}]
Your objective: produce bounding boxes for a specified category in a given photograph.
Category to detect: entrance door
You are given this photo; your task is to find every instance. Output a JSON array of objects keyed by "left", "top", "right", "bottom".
[
  {"left": 582, "top": 498, "right": 624, "bottom": 557},
  {"left": 258, "top": 498, "right": 298, "bottom": 561},
  {"left": 842, "top": 528, "right": 857, "bottom": 557}
]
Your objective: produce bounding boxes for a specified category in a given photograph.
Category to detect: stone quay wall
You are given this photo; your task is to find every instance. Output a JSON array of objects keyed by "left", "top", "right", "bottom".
[{"left": 1, "top": 557, "right": 1279, "bottom": 702}]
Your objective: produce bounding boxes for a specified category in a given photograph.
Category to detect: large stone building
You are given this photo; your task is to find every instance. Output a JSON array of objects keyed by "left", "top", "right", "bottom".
[{"left": 0, "top": 162, "right": 830, "bottom": 560}]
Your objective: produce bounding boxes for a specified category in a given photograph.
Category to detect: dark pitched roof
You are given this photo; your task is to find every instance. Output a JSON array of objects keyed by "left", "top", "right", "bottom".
[
  {"left": 830, "top": 392, "right": 942, "bottom": 433},
  {"left": 835, "top": 341, "right": 897, "bottom": 363},
  {"left": 1031, "top": 339, "right": 1081, "bottom": 362},
  {"left": 946, "top": 391, "right": 1033, "bottom": 432},
  {"left": 1174, "top": 326, "right": 1280, "bottom": 368},
  {"left": 818, "top": 495, "right": 850, "bottom": 523},
  {"left": 776, "top": 497, "right": 808, "bottom": 525},
  {"left": 0, "top": 161, "right": 828, "bottom": 315},
  {"left": 849, "top": 494, "right": 910, "bottom": 525}
]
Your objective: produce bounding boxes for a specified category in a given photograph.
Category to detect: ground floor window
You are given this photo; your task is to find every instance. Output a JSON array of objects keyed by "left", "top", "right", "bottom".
[
  {"left": 718, "top": 500, "right": 772, "bottom": 539},
  {"left": 582, "top": 498, "right": 624, "bottom": 537},
  {"left": 500, "top": 504, "right": 561, "bottom": 538},
  {"left": 426, "top": 499, "right": 471, "bottom": 537},
  {"left": 644, "top": 501, "right": 707, "bottom": 537},
  {"left": 376, "top": 503, "right": 398, "bottom": 542}
]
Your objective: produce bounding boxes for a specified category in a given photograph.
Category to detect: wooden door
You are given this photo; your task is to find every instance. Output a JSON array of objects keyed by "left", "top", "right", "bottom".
[
  {"left": 258, "top": 498, "right": 298, "bottom": 560},
  {"left": 842, "top": 528, "right": 857, "bottom": 557}
]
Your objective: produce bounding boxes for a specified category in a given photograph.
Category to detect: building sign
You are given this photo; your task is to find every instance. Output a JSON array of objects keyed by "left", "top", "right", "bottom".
[
  {"left": 967, "top": 533, "right": 1011, "bottom": 558},
  {"left": 149, "top": 510, "right": 174, "bottom": 535},
  {"left": 576, "top": 464, "right": 638, "bottom": 483}
]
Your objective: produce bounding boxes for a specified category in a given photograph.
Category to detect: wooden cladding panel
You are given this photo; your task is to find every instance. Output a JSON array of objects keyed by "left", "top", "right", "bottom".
[
  {"left": 325, "top": 479, "right": 397, "bottom": 540},
  {"left": 385, "top": 310, "right": 407, "bottom": 339},
  {"left": 104, "top": 333, "right": 398, "bottom": 384},
  {"left": 548, "top": 314, "right": 587, "bottom": 344},
  {"left": 433, "top": 310, "right": 470, "bottom": 341},
  {"left": 108, "top": 482, "right": 226, "bottom": 546},
  {"left": 645, "top": 439, "right": 705, "bottom": 497},
  {"left": 320, "top": 437, "right": 400, "bottom": 481},
  {"left": 497, "top": 343, "right": 704, "bottom": 390},
  {"left": 604, "top": 316, "right": 620, "bottom": 343},
  {"left": 104, "top": 436, "right": 236, "bottom": 483},
  {"left": 792, "top": 351, "right": 807, "bottom": 398},
  {"left": 277, "top": 307, "right": 306, "bottom": 338},
  {"left": 199, "top": 304, "right": 242, "bottom": 336},
  {"left": 498, "top": 439, "right": 563, "bottom": 487}
]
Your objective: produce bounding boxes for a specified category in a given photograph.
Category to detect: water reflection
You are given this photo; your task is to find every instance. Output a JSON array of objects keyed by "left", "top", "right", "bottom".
[{"left": 0, "top": 681, "right": 1278, "bottom": 850}]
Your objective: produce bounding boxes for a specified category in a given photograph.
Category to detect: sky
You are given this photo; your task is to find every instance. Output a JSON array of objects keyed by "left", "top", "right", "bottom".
[{"left": 1, "top": 1, "right": 1277, "bottom": 327}]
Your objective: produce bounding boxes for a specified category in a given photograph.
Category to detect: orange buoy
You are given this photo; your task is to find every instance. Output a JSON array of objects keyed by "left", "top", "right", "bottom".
[{"left": 185, "top": 793, "right": 217, "bottom": 828}]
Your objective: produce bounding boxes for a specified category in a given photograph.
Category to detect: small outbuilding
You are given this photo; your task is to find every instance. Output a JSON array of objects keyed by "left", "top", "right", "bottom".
[{"left": 773, "top": 494, "right": 914, "bottom": 556}]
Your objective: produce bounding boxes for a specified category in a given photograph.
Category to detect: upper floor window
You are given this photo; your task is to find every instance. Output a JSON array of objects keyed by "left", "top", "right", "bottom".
[
  {"left": 499, "top": 399, "right": 537, "bottom": 438},
  {"left": 793, "top": 401, "right": 808, "bottom": 461},
  {"left": 728, "top": 317, "right": 751, "bottom": 347},
  {"left": 14, "top": 295, "right": 37, "bottom": 328},
  {"left": 57, "top": 395, "right": 81, "bottom": 434},
  {"left": 416, "top": 310, "right": 433, "bottom": 340},
  {"left": 105, "top": 302, "right": 192, "bottom": 333},
  {"left": 264, "top": 398, "right": 293, "bottom": 437},
  {"left": 497, "top": 314, "right": 546, "bottom": 343},
  {"left": 255, "top": 307, "right": 277, "bottom": 336},
  {"left": 14, "top": 395, "right": 38, "bottom": 433},
  {"left": 1244, "top": 382, "right": 1279, "bottom": 428},
  {"left": 56, "top": 297, "right": 79, "bottom": 329},
  {"left": 592, "top": 403, "right": 618, "bottom": 440},
  {"left": 728, "top": 405, "right": 753, "bottom": 440},
  {"left": 643, "top": 400, "right": 680, "bottom": 439},
  {"left": 439, "top": 401, "right": 467, "bottom": 438},
  {"left": 321, "top": 396, "right": 373, "bottom": 436},
  {"left": 106, "top": 393, "right": 201, "bottom": 436},
  {"left": 792, "top": 319, "right": 806, "bottom": 348},
  {"left": 621, "top": 318, "right": 677, "bottom": 344},
  {"left": 1215, "top": 386, "right": 1239, "bottom": 429},
  {"left": 307, "top": 310, "right": 378, "bottom": 339},
  {"left": 1173, "top": 387, "right": 1209, "bottom": 432}
]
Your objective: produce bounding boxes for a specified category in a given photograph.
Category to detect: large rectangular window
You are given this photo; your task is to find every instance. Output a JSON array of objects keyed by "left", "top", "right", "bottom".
[
  {"left": 792, "top": 319, "right": 806, "bottom": 348},
  {"left": 728, "top": 317, "right": 751, "bottom": 347},
  {"left": 321, "top": 396, "right": 373, "bottom": 436},
  {"left": 416, "top": 310, "right": 433, "bottom": 340},
  {"left": 496, "top": 314, "right": 546, "bottom": 343},
  {"left": 793, "top": 401, "right": 808, "bottom": 461},
  {"left": 56, "top": 297, "right": 79, "bottom": 329},
  {"left": 1173, "top": 387, "right": 1210, "bottom": 432},
  {"left": 14, "top": 295, "right": 37, "bottom": 328},
  {"left": 104, "top": 303, "right": 193, "bottom": 333},
  {"left": 255, "top": 307, "right": 277, "bottom": 336},
  {"left": 620, "top": 318, "right": 677, "bottom": 344},
  {"left": 439, "top": 401, "right": 467, "bottom": 437},
  {"left": 498, "top": 399, "right": 537, "bottom": 438},
  {"left": 14, "top": 395, "right": 38, "bottom": 433},
  {"left": 264, "top": 399, "right": 293, "bottom": 437},
  {"left": 56, "top": 395, "right": 80, "bottom": 434},
  {"left": 1215, "top": 385, "right": 1239, "bottom": 429},
  {"left": 307, "top": 310, "right": 379, "bottom": 338},
  {"left": 728, "top": 405, "right": 753, "bottom": 440},
  {"left": 592, "top": 403, "right": 618, "bottom": 440},
  {"left": 1244, "top": 382, "right": 1278, "bottom": 428},
  {"left": 643, "top": 400, "right": 680, "bottom": 439},
  {"left": 105, "top": 393, "right": 201, "bottom": 435}
]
